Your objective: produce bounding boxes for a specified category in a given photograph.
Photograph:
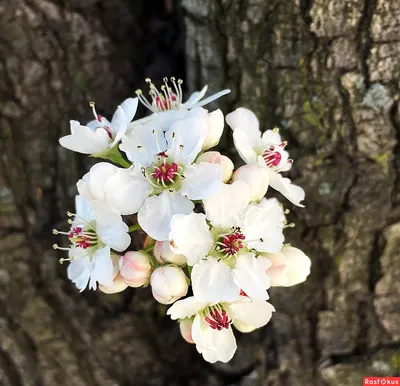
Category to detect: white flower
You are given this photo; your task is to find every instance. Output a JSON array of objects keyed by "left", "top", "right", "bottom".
[
  {"left": 167, "top": 295, "right": 275, "bottom": 363},
  {"left": 264, "top": 246, "right": 311, "bottom": 286},
  {"left": 226, "top": 107, "right": 305, "bottom": 206},
  {"left": 197, "top": 151, "right": 234, "bottom": 183},
  {"left": 101, "top": 112, "right": 223, "bottom": 240},
  {"left": 150, "top": 265, "right": 189, "bottom": 304},
  {"left": 129, "top": 77, "right": 230, "bottom": 132},
  {"left": 169, "top": 181, "right": 284, "bottom": 302},
  {"left": 119, "top": 251, "right": 152, "bottom": 287},
  {"left": 232, "top": 165, "right": 269, "bottom": 202},
  {"left": 53, "top": 195, "right": 131, "bottom": 291},
  {"left": 59, "top": 98, "right": 138, "bottom": 155},
  {"left": 154, "top": 240, "right": 187, "bottom": 266}
]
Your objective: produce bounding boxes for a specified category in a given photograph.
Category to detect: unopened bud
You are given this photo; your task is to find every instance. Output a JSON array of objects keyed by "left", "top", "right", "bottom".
[
  {"left": 150, "top": 266, "right": 188, "bottom": 305},
  {"left": 99, "top": 274, "right": 128, "bottom": 294},
  {"left": 233, "top": 165, "right": 269, "bottom": 202},
  {"left": 119, "top": 251, "right": 152, "bottom": 288},
  {"left": 154, "top": 241, "right": 187, "bottom": 266},
  {"left": 179, "top": 318, "right": 195, "bottom": 344},
  {"left": 197, "top": 151, "right": 234, "bottom": 183},
  {"left": 202, "top": 109, "right": 224, "bottom": 150}
]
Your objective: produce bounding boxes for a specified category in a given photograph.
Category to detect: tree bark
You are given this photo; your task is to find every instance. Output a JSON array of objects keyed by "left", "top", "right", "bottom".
[
  {"left": 0, "top": 0, "right": 399, "bottom": 385},
  {"left": 183, "top": 0, "right": 400, "bottom": 384}
]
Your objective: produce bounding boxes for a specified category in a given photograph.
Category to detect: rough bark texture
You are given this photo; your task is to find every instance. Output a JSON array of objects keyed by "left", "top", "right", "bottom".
[{"left": 0, "top": 0, "right": 399, "bottom": 385}]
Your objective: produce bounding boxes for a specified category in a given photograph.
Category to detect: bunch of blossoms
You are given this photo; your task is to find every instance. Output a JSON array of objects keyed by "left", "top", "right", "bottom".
[{"left": 54, "top": 78, "right": 311, "bottom": 363}]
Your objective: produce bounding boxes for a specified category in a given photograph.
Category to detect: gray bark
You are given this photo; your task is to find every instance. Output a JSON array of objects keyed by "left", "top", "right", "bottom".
[{"left": 0, "top": 0, "right": 399, "bottom": 385}]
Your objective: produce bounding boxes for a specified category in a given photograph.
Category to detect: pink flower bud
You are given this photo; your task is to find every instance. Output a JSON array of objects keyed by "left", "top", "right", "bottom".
[
  {"left": 99, "top": 274, "right": 128, "bottom": 294},
  {"left": 154, "top": 241, "right": 187, "bottom": 266},
  {"left": 119, "top": 251, "right": 152, "bottom": 288},
  {"left": 233, "top": 165, "right": 269, "bottom": 201},
  {"left": 197, "top": 151, "right": 234, "bottom": 183},
  {"left": 179, "top": 318, "right": 195, "bottom": 344},
  {"left": 150, "top": 266, "right": 188, "bottom": 305},
  {"left": 264, "top": 246, "right": 311, "bottom": 287},
  {"left": 202, "top": 109, "right": 224, "bottom": 150}
]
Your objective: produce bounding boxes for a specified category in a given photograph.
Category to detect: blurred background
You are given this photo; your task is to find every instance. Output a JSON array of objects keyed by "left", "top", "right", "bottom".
[{"left": 0, "top": 0, "right": 399, "bottom": 385}]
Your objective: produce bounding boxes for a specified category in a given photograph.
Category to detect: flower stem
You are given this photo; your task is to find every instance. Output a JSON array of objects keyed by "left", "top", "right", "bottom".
[
  {"left": 142, "top": 242, "right": 156, "bottom": 253},
  {"left": 128, "top": 224, "right": 141, "bottom": 232},
  {"left": 93, "top": 144, "right": 131, "bottom": 168}
]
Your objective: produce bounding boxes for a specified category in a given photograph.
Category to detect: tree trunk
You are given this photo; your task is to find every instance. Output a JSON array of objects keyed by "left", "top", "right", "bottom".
[
  {"left": 0, "top": 0, "right": 399, "bottom": 385},
  {"left": 183, "top": 0, "right": 400, "bottom": 384}
]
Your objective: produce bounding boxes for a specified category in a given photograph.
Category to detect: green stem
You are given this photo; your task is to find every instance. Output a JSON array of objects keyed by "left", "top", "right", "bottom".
[
  {"left": 128, "top": 224, "right": 141, "bottom": 232},
  {"left": 93, "top": 144, "right": 131, "bottom": 168},
  {"left": 142, "top": 242, "right": 156, "bottom": 253}
]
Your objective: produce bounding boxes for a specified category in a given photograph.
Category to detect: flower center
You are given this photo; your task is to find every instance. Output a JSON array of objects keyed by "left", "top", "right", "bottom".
[
  {"left": 68, "top": 226, "right": 98, "bottom": 249},
  {"left": 135, "top": 77, "right": 183, "bottom": 113},
  {"left": 151, "top": 162, "right": 179, "bottom": 185},
  {"left": 204, "top": 306, "right": 230, "bottom": 330},
  {"left": 262, "top": 142, "right": 293, "bottom": 170},
  {"left": 215, "top": 227, "right": 245, "bottom": 257}
]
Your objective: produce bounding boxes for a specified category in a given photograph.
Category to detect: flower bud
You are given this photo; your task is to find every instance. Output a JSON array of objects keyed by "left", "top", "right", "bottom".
[
  {"left": 150, "top": 266, "right": 188, "bottom": 305},
  {"left": 197, "top": 151, "right": 234, "bottom": 183},
  {"left": 119, "top": 251, "right": 152, "bottom": 288},
  {"left": 202, "top": 109, "right": 224, "bottom": 150},
  {"left": 99, "top": 274, "right": 128, "bottom": 294},
  {"left": 264, "top": 246, "right": 311, "bottom": 287},
  {"left": 232, "top": 165, "right": 269, "bottom": 202},
  {"left": 179, "top": 318, "right": 195, "bottom": 344},
  {"left": 154, "top": 241, "right": 187, "bottom": 266}
]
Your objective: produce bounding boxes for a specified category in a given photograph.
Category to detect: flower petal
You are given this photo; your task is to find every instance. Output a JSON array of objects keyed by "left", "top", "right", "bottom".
[
  {"left": 110, "top": 106, "right": 128, "bottom": 146},
  {"left": 138, "top": 191, "right": 194, "bottom": 241},
  {"left": 232, "top": 253, "right": 271, "bottom": 301},
  {"left": 167, "top": 296, "right": 208, "bottom": 320},
  {"left": 192, "top": 315, "right": 237, "bottom": 363},
  {"left": 59, "top": 120, "right": 110, "bottom": 154},
  {"left": 103, "top": 167, "right": 151, "bottom": 215},
  {"left": 190, "top": 89, "right": 231, "bottom": 109},
  {"left": 169, "top": 213, "right": 213, "bottom": 266},
  {"left": 89, "top": 246, "right": 113, "bottom": 290},
  {"left": 182, "top": 86, "right": 208, "bottom": 107},
  {"left": 268, "top": 171, "right": 305, "bottom": 207},
  {"left": 87, "top": 162, "right": 119, "bottom": 201},
  {"left": 242, "top": 204, "right": 284, "bottom": 253},
  {"left": 67, "top": 256, "right": 92, "bottom": 292},
  {"left": 203, "top": 181, "right": 250, "bottom": 228},
  {"left": 165, "top": 113, "right": 207, "bottom": 165},
  {"left": 180, "top": 162, "right": 222, "bottom": 200},
  {"left": 120, "top": 125, "right": 167, "bottom": 167},
  {"left": 228, "top": 297, "right": 275, "bottom": 328},
  {"left": 113, "top": 97, "right": 138, "bottom": 124},
  {"left": 192, "top": 259, "right": 240, "bottom": 303}
]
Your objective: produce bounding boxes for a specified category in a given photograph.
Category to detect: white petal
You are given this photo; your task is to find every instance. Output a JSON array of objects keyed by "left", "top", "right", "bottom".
[
  {"left": 67, "top": 256, "right": 92, "bottom": 292},
  {"left": 169, "top": 213, "right": 213, "bottom": 266},
  {"left": 226, "top": 107, "right": 260, "bottom": 136},
  {"left": 242, "top": 205, "right": 284, "bottom": 253},
  {"left": 87, "top": 162, "right": 118, "bottom": 201},
  {"left": 203, "top": 181, "right": 250, "bottom": 228},
  {"left": 180, "top": 163, "right": 222, "bottom": 200},
  {"left": 165, "top": 113, "right": 207, "bottom": 165},
  {"left": 232, "top": 165, "right": 269, "bottom": 202},
  {"left": 182, "top": 86, "right": 208, "bottom": 107},
  {"left": 89, "top": 246, "right": 113, "bottom": 289},
  {"left": 114, "top": 97, "right": 138, "bottom": 124},
  {"left": 232, "top": 253, "right": 271, "bottom": 301},
  {"left": 120, "top": 125, "right": 167, "bottom": 166},
  {"left": 192, "top": 315, "right": 237, "bottom": 363},
  {"left": 97, "top": 223, "right": 131, "bottom": 252},
  {"left": 190, "top": 89, "right": 231, "bottom": 109},
  {"left": 77, "top": 173, "right": 96, "bottom": 201},
  {"left": 138, "top": 191, "right": 194, "bottom": 241},
  {"left": 110, "top": 106, "right": 128, "bottom": 146},
  {"left": 228, "top": 297, "right": 275, "bottom": 328},
  {"left": 268, "top": 171, "right": 305, "bottom": 207},
  {"left": 167, "top": 296, "right": 208, "bottom": 320},
  {"left": 59, "top": 121, "right": 110, "bottom": 154},
  {"left": 103, "top": 166, "right": 151, "bottom": 215},
  {"left": 192, "top": 259, "right": 240, "bottom": 303},
  {"left": 90, "top": 200, "right": 124, "bottom": 228},
  {"left": 75, "top": 195, "right": 95, "bottom": 223},
  {"left": 232, "top": 128, "right": 260, "bottom": 165},
  {"left": 261, "top": 129, "right": 282, "bottom": 146}
]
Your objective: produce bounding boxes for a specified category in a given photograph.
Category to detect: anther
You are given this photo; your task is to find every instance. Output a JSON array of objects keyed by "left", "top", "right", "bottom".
[
  {"left": 145, "top": 78, "right": 152, "bottom": 83},
  {"left": 67, "top": 219, "right": 73, "bottom": 224},
  {"left": 89, "top": 102, "right": 95, "bottom": 108},
  {"left": 273, "top": 127, "right": 280, "bottom": 133},
  {"left": 284, "top": 209, "right": 290, "bottom": 214},
  {"left": 67, "top": 211, "right": 74, "bottom": 217},
  {"left": 53, "top": 243, "right": 58, "bottom": 249},
  {"left": 135, "top": 89, "right": 142, "bottom": 95},
  {"left": 52, "top": 229, "right": 59, "bottom": 235}
]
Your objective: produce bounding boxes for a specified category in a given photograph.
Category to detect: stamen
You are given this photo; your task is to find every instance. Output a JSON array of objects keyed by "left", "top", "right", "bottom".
[{"left": 89, "top": 102, "right": 99, "bottom": 121}]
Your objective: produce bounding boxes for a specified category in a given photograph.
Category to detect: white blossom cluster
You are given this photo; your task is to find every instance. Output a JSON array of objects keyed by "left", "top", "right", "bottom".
[{"left": 54, "top": 78, "right": 311, "bottom": 363}]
